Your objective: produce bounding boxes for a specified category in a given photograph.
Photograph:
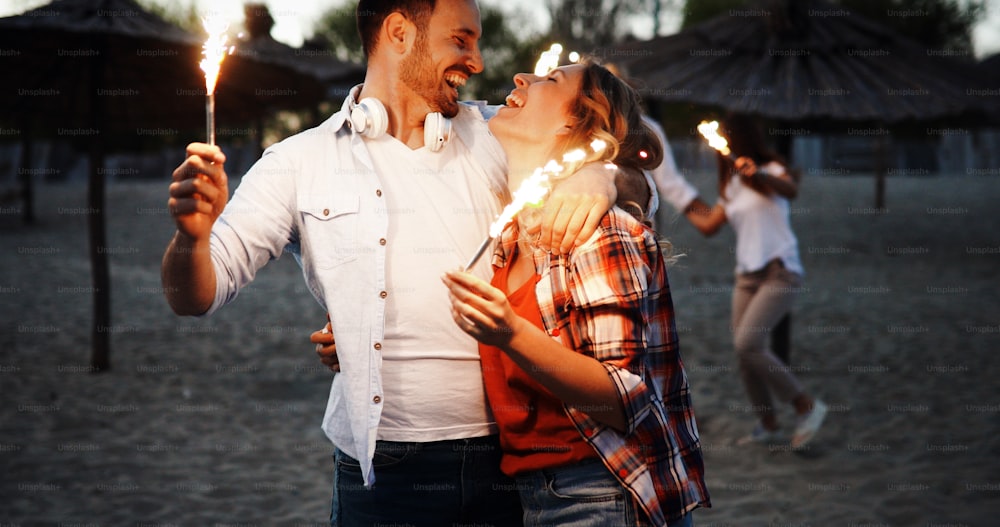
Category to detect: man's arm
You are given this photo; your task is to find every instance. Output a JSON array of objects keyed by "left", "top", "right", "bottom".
[
  {"left": 613, "top": 166, "right": 653, "bottom": 225},
  {"left": 534, "top": 162, "right": 617, "bottom": 254},
  {"left": 162, "top": 143, "right": 228, "bottom": 316},
  {"left": 682, "top": 197, "right": 726, "bottom": 237},
  {"left": 643, "top": 115, "right": 699, "bottom": 213}
]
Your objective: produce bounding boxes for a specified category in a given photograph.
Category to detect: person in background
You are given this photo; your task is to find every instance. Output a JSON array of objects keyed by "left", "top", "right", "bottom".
[
  {"left": 682, "top": 112, "right": 826, "bottom": 448},
  {"left": 606, "top": 61, "right": 795, "bottom": 367}
]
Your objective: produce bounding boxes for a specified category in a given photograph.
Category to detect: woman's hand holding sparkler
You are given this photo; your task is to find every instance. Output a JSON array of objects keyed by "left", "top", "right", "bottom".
[
  {"left": 442, "top": 270, "right": 522, "bottom": 349},
  {"left": 733, "top": 155, "right": 798, "bottom": 199},
  {"left": 168, "top": 142, "right": 229, "bottom": 241},
  {"left": 733, "top": 156, "right": 758, "bottom": 182}
]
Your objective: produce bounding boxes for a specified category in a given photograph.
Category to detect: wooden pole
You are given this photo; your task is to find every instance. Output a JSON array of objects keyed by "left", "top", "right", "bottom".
[
  {"left": 18, "top": 127, "right": 34, "bottom": 224},
  {"left": 88, "top": 37, "right": 110, "bottom": 372},
  {"left": 874, "top": 127, "right": 887, "bottom": 213}
]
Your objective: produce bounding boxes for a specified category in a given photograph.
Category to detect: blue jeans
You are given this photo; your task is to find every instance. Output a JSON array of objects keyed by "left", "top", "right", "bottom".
[
  {"left": 515, "top": 459, "right": 693, "bottom": 527},
  {"left": 331, "top": 435, "right": 523, "bottom": 527}
]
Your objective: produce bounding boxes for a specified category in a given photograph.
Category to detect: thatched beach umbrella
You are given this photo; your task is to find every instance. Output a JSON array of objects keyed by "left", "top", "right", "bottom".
[
  {"left": 0, "top": 0, "right": 360, "bottom": 371},
  {"left": 0, "top": 0, "right": 210, "bottom": 372},
  {"left": 232, "top": 3, "right": 365, "bottom": 139},
  {"left": 238, "top": 4, "right": 365, "bottom": 99},
  {"left": 606, "top": 0, "right": 985, "bottom": 206}
]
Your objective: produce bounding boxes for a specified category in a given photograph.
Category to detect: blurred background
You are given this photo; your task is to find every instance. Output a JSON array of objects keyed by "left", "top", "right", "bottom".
[{"left": 1, "top": 0, "right": 998, "bottom": 525}]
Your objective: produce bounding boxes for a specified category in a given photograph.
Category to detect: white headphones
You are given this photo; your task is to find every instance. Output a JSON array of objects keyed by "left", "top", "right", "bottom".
[{"left": 348, "top": 95, "right": 452, "bottom": 152}]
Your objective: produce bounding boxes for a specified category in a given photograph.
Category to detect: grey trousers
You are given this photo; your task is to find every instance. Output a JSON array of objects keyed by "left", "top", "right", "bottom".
[{"left": 731, "top": 259, "right": 805, "bottom": 419}]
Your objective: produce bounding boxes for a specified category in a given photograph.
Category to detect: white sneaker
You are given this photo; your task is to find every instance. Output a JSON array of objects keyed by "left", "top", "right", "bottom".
[{"left": 791, "top": 400, "right": 828, "bottom": 448}]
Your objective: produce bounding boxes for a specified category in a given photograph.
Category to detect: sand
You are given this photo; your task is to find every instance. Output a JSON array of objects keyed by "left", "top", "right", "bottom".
[{"left": 1, "top": 173, "right": 998, "bottom": 525}]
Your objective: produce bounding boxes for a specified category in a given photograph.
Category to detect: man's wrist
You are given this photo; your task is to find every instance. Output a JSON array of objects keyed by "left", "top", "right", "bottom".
[{"left": 172, "top": 230, "right": 211, "bottom": 254}]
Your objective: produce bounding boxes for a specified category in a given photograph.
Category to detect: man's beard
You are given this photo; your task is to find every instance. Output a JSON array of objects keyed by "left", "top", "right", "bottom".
[{"left": 400, "top": 34, "right": 460, "bottom": 118}]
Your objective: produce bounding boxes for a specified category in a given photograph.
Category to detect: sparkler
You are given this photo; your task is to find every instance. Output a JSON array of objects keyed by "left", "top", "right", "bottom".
[
  {"left": 696, "top": 120, "right": 731, "bottom": 157},
  {"left": 463, "top": 140, "right": 609, "bottom": 271},
  {"left": 200, "top": 16, "right": 232, "bottom": 145},
  {"left": 698, "top": 119, "right": 771, "bottom": 183},
  {"left": 534, "top": 43, "right": 563, "bottom": 76}
]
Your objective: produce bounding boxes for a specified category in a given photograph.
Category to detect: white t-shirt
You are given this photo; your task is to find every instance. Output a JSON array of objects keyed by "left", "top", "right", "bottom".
[
  {"left": 721, "top": 161, "right": 804, "bottom": 275},
  {"left": 367, "top": 132, "right": 498, "bottom": 442}
]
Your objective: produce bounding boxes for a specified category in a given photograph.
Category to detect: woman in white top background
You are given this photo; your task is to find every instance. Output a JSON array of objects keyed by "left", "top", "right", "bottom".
[{"left": 685, "top": 113, "right": 826, "bottom": 449}]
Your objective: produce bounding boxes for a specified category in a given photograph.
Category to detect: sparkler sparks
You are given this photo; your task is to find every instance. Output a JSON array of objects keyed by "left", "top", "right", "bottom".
[
  {"left": 463, "top": 141, "right": 609, "bottom": 271},
  {"left": 534, "top": 43, "right": 563, "bottom": 76},
  {"left": 696, "top": 120, "right": 731, "bottom": 157},
  {"left": 200, "top": 16, "right": 233, "bottom": 145}
]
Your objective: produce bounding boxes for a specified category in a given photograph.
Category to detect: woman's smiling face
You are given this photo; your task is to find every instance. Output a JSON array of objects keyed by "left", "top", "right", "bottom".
[{"left": 488, "top": 64, "right": 586, "bottom": 151}]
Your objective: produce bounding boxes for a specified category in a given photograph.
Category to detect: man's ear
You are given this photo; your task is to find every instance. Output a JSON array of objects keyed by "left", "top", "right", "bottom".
[{"left": 382, "top": 12, "right": 416, "bottom": 54}]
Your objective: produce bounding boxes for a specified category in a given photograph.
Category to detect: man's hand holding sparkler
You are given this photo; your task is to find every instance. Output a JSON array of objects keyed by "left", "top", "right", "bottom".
[
  {"left": 169, "top": 142, "right": 229, "bottom": 240},
  {"left": 162, "top": 142, "right": 228, "bottom": 316}
]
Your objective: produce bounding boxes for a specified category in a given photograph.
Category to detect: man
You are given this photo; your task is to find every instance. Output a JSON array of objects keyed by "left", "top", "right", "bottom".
[{"left": 162, "top": 0, "right": 621, "bottom": 524}]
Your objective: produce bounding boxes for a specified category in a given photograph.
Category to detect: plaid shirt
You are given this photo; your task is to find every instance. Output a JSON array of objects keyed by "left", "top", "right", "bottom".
[{"left": 492, "top": 208, "right": 710, "bottom": 526}]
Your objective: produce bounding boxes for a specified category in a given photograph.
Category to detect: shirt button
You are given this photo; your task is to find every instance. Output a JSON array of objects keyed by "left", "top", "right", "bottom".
[
  {"left": 551, "top": 328, "right": 560, "bottom": 337},
  {"left": 374, "top": 342, "right": 382, "bottom": 350},
  {"left": 379, "top": 238, "right": 387, "bottom": 246},
  {"left": 379, "top": 291, "right": 387, "bottom": 299},
  {"left": 584, "top": 428, "right": 595, "bottom": 437},
  {"left": 322, "top": 208, "right": 330, "bottom": 216},
  {"left": 618, "top": 468, "right": 628, "bottom": 478},
  {"left": 373, "top": 395, "right": 382, "bottom": 404},
  {"left": 375, "top": 189, "right": 382, "bottom": 197}
]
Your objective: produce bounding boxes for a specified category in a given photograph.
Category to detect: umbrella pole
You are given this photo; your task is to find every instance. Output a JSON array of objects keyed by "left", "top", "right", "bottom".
[
  {"left": 874, "top": 127, "right": 887, "bottom": 213},
  {"left": 18, "top": 126, "right": 34, "bottom": 224},
  {"left": 88, "top": 39, "right": 111, "bottom": 372}
]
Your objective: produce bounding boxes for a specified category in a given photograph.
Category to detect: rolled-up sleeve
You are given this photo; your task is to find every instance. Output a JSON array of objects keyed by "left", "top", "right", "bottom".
[
  {"left": 202, "top": 149, "right": 298, "bottom": 316},
  {"left": 565, "top": 212, "right": 659, "bottom": 435}
]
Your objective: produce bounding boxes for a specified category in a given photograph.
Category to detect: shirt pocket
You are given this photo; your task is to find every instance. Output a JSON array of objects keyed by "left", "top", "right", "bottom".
[{"left": 298, "top": 195, "right": 361, "bottom": 269}]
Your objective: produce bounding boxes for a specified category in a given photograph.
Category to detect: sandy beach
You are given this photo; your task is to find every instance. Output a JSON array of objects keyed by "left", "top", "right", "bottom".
[{"left": 1, "top": 172, "right": 998, "bottom": 526}]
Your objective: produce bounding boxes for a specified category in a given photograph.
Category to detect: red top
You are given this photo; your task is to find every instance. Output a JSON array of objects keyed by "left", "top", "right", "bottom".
[{"left": 480, "top": 252, "right": 597, "bottom": 477}]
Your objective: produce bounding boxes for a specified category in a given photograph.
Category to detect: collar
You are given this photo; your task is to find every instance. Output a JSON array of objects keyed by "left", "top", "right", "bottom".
[{"left": 328, "top": 84, "right": 364, "bottom": 133}]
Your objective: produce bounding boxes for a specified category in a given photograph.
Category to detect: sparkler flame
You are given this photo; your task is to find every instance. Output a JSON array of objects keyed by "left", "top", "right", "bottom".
[
  {"left": 200, "top": 16, "right": 234, "bottom": 146},
  {"left": 489, "top": 141, "right": 609, "bottom": 238},
  {"left": 534, "top": 43, "right": 563, "bottom": 76},
  {"left": 200, "top": 16, "right": 231, "bottom": 96},
  {"left": 697, "top": 120, "right": 731, "bottom": 157},
  {"left": 490, "top": 161, "right": 561, "bottom": 238},
  {"left": 463, "top": 141, "right": 609, "bottom": 270}
]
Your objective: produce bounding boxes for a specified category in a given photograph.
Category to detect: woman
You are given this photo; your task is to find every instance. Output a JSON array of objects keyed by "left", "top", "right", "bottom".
[
  {"left": 683, "top": 113, "right": 826, "bottom": 448},
  {"left": 441, "top": 62, "right": 709, "bottom": 527}
]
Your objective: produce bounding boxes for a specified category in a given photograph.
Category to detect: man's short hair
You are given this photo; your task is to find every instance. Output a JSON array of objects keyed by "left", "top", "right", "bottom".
[{"left": 356, "top": 0, "right": 437, "bottom": 57}]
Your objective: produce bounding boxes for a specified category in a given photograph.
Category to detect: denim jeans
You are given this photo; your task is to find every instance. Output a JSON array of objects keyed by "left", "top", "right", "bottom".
[
  {"left": 514, "top": 459, "right": 693, "bottom": 527},
  {"left": 330, "top": 435, "right": 523, "bottom": 527}
]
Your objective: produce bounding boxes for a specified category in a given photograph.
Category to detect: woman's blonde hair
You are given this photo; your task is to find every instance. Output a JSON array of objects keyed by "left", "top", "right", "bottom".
[
  {"left": 556, "top": 61, "right": 664, "bottom": 174},
  {"left": 520, "top": 60, "right": 678, "bottom": 261}
]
